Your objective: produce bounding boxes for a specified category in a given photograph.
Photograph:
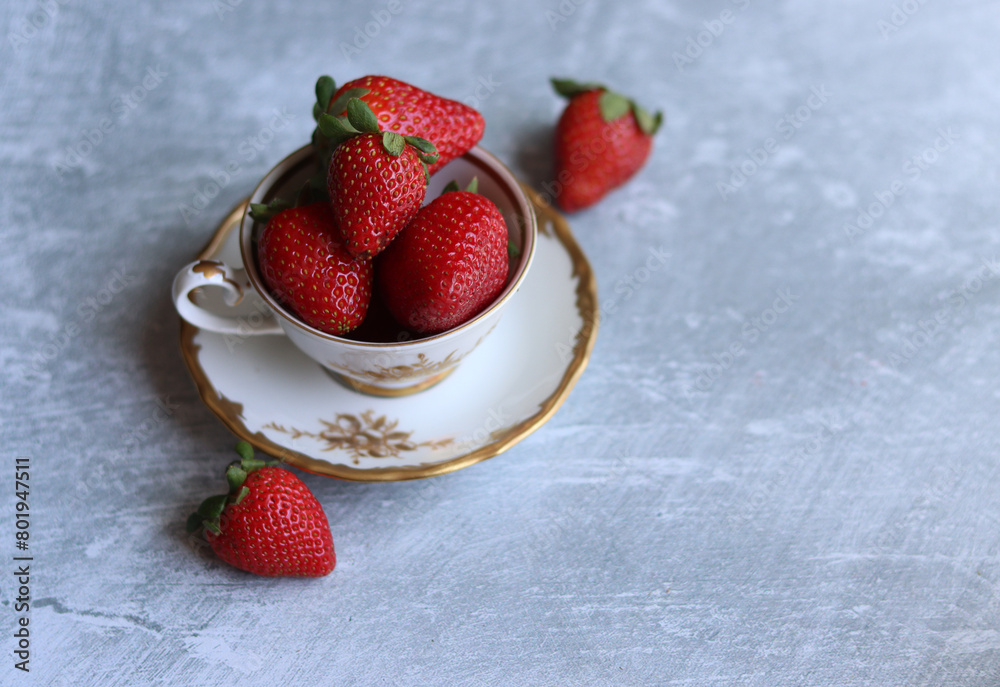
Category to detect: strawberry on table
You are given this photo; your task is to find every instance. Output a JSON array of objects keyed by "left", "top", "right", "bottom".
[
  {"left": 377, "top": 178, "right": 509, "bottom": 335},
  {"left": 321, "top": 98, "right": 439, "bottom": 260},
  {"left": 325, "top": 75, "right": 484, "bottom": 176},
  {"left": 187, "top": 442, "right": 335, "bottom": 577},
  {"left": 253, "top": 201, "right": 372, "bottom": 335},
  {"left": 550, "top": 77, "right": 663, "bottom": 212}
]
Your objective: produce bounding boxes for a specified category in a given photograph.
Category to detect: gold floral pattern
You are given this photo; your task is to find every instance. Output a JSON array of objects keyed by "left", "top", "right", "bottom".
[
  {"left": 263, "top": 411, "right": 453, "bottom": 464},
  {"left": 327, "top": 351, "right": 460, "bottom": 383}
]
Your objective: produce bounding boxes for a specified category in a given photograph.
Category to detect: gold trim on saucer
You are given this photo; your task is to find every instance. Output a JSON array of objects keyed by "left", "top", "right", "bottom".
[{"left": 178, "top": 189, "right": 598, "bottom": 482}]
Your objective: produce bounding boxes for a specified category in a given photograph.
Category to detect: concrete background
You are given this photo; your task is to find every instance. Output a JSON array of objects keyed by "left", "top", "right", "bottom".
[{"left": 2, "top": 0, "right": 999, "bottom": 684}]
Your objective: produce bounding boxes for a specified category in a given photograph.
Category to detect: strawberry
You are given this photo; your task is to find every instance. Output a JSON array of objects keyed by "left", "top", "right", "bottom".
[
  {"left": 325, "top": 75, "right": 484, "bottom": 176},
  {"left": 378, "top": 178, "right": 508, "bottom": 334},
  {"left": 187, "top": 442, "right": 335, "bottom": 577},
  {"left": 550, "top": 78, "right": 663, "bottom": 212},
  {"left": 254, "top": 201, "right": 372, "bottom": 335},
  {"left": 321, "top": 98, "right": 439, "bottom": 260}
]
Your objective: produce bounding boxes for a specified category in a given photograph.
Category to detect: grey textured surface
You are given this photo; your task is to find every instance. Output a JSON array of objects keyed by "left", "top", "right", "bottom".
[{"left": 3, "top": 0, "right": 1000, "bottom": 684}]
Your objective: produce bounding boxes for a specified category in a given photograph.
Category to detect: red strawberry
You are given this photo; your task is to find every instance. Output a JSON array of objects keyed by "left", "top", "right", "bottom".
[
  {"left": 187, "top": 442, "right": 335, "bottom": 577},
  {"left": 551, "top": 78, "right": 663, "bottom": 212},
  {"left": 326, "top": 75, "right": 484, "bottom": 175},
  {"left": 255, "top": 201, "right": 372, "bottom": 335},
  {"left": 378, "top": 178, "right": 508, "bottom": 334},
  {"left": 322, "top": 98, "right": 438, "bottom": 260}
]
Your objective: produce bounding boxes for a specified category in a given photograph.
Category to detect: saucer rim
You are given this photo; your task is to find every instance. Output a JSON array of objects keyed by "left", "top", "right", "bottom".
[{"left": 178, "top": 187, "right": 598, "bottom": 481}]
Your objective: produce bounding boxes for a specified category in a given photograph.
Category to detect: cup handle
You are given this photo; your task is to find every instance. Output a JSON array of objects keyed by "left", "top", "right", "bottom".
[{"left": 172, "top": 260, "right": 284, "bottom": 335}]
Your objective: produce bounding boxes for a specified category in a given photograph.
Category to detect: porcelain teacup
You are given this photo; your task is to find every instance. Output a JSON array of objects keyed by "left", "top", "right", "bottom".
[{"left": 172, "top": 144, "right": 536, "bottom": 396}]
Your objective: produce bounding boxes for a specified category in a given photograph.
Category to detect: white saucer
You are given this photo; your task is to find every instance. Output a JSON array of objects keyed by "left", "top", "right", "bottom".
[{"left": 179, "top": 189, "right": 598, "bottom": 481}]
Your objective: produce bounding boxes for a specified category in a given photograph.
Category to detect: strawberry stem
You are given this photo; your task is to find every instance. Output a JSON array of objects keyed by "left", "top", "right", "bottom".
[
  {"left": 186, "top": 443, "right": 278, "bottom": 536},
  {"left": 234, "top": 440, "right": 254, "bottom": 462},
  {"left": 226, "top": 464, "right": 247, "bottom": 492},
  {"left": 249, "top": 199, "right": 293, "bottom": 223}
]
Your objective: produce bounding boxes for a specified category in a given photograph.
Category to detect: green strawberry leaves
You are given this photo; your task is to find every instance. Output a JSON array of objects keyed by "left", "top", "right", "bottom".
[
  {"left": 249, "top": 198, "right": 293, "bottom": 223},
  {"left": 234, "top": 441, "right": 255, "bottom": 462},
  {"left": 329, "top": 87, "right": 370, "bottom": 118},
  {"left": 404, "top": 135, "right": 439, "bottom": 165},
  {"left": 442, "top": 177, "right": 479, "bottom": 195},
  {"left": 314, "top": 76, "right": 337, "bottom": 122},
  {"left": 264, "top": 76, "right": 449, "bottom": 235},
  {"left": 186, "top": 441, "right": 278, "bottom": 536},
  {"left": 317, "top": 113, "right": 355, "bottom": 150},
  {"left": 310, "top": 77, "right": 377, "bottom": 202},
  {"left": 306, "top": 78, "right": 443, "bottom": 205},
  {"left": 551, "top": 77, "right": 604, "bottom": 98},
  {"left": 551, "top": 76, "right": 664, "bottom": 136},
  {"left": 632, "top": 105, "right": 663, "bottom": 137},
  {"left": 333, "top": 98, "right": 439, "bottom": 163},
  {"left": 383, "top": 131, "right": 406, "bottom": 156},
  {"left": 598, "top": 91, "right": 631, "bottom": 122},
  {"left": 188, "top": 494, "right": 228, "bottom": 535},
  {"left": 384, "top": 132, "right": 440, "bottom": 167},
  {"left": 346, "top": 97, "right": 381, "bottom": 134},
  {"left": 311, "top": 75, "right": 371, "bottom": 122}
]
